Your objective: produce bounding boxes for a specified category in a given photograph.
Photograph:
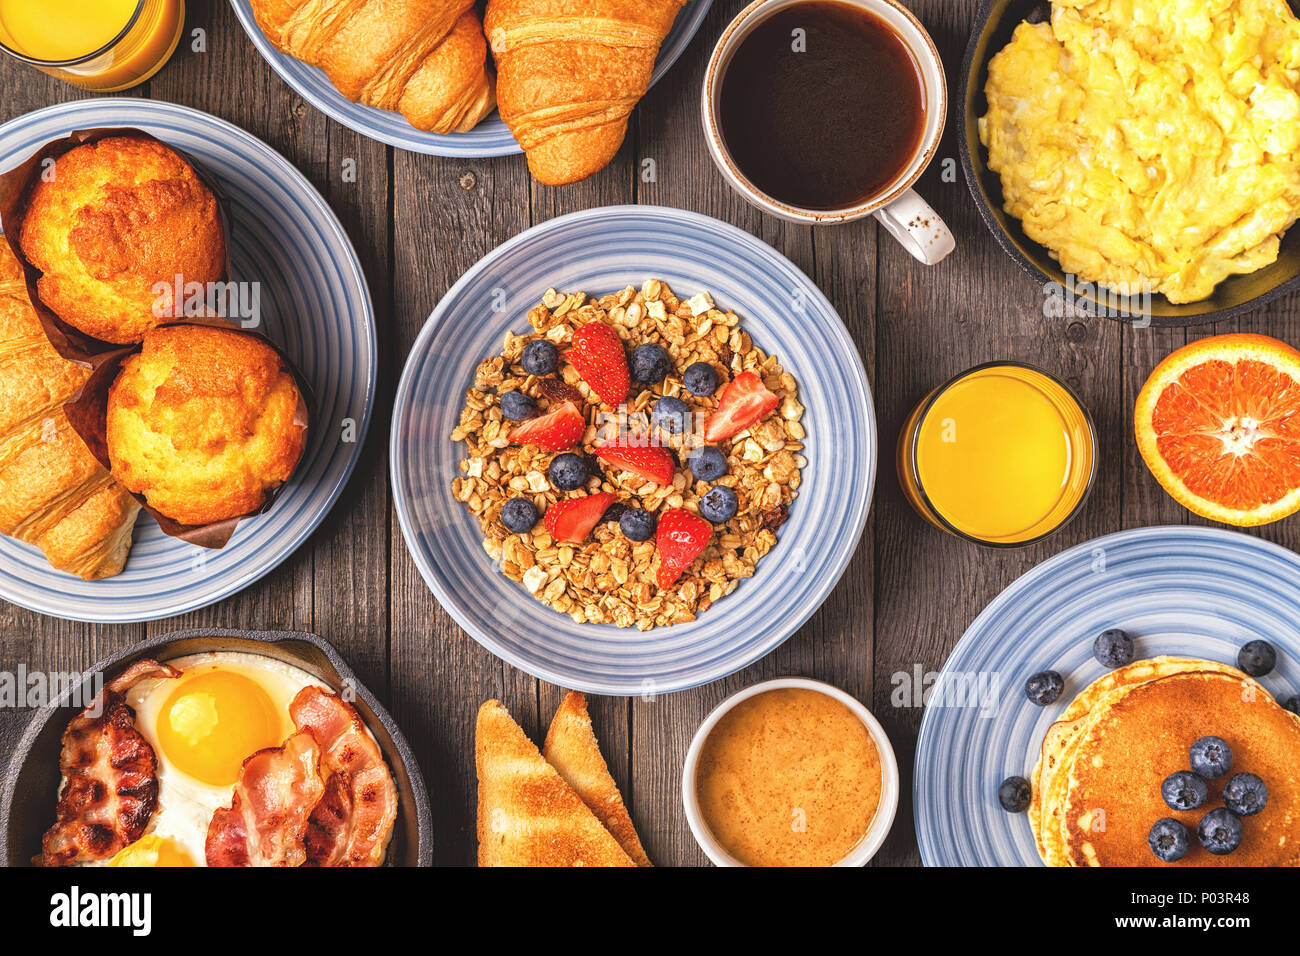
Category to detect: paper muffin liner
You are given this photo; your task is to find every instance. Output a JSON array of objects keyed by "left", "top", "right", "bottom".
[
  {"left": 64, "top": 318, "right": 312, "bottom": 550},
  {"left": 0, "top": 126, "right": 233, "bottom": 366}
]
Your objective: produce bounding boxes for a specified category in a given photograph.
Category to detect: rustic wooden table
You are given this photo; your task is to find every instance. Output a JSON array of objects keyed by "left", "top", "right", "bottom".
[{"left": 2, "top": 0, "right": 1294, "bottom": 868}]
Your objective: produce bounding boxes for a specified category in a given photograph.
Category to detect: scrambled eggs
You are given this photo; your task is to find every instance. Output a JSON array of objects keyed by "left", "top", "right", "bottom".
[{"left": 980, "top": 0, "right": 1300, "bottom": 303}]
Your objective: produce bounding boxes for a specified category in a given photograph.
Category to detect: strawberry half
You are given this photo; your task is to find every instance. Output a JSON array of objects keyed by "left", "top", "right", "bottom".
[
  {"left": 703, "top": 371, "right": 779, "bottom": 443},
  {"left": 508, "top": 401, "right": 584, "bottom": 451},
  {"left": 544, "top": 492, "right": 617, "bottom": 544},
  {"left": 655, "top": 507, "right": 712, "bottom": 589},
  {"left": 596, "top": 438, "right": 676, "bottom": 486},
  {"left": 569, "top": 322, "right": 629, "bottom": 407}
]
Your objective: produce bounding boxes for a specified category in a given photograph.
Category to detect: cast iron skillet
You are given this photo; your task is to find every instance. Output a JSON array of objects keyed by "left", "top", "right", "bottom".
[
  {"left": 961, "top": 0, "right": 1300, "bottom": 326},
  {"left": 0, "top": 628, "right": 432, "bottom": 867}
]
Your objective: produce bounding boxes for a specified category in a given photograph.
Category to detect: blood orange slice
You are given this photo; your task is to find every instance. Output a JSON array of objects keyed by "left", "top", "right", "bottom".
[{"left": 1135, "top": 333, "right": 1300, "bottom": 526}]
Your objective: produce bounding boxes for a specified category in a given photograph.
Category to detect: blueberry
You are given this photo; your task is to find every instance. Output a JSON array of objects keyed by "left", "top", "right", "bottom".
[
  {"left": 1238, "top": 640, "right": 1277, "bottom": 677},
  {"left": 1024, "top": 670, "right": 1064, "bottom": 706},
  {"left": 700, "top": 486, "right": 738, "bottom": 523},
  {"left": 1161, "top": 770, "right": 1208, "bottom": 811},
  {"left": 998, "top": 776, "right": 1031, "bottom": 813},
  {"left": 521, "top": 340, "right": 558, "bottom": 376},
  {"left": 1197, "top": 808, "right": 1244, "bottom": 855},
  {"left": 683, "top": 362, "right": 719, "bottom": 397},
  {"left": 500, "top": 498, "right": 539, "bottom": 533},
  {"left": 630, "top": 343, "right": 671, "bottom": 383},
  {"left": 601, "top": 502, "right": 627, "bottom": 526},
  {"left": 500, "top": 390, "right": 538, "bottom": 421},
  {"left": 619, "top": 507, "right": 657, "bottom": 542},
  {"left": 548, "top": 453, "right": 588, "bottom": 491},
  {"left": 1147, "top": 818, "right": 1190, "bottom": 863},
  {"left": 689, "top": 446, "right": 728, "bottom": 482},
  {"left": 1285, "top": 695, "right": 1300, "bottom": 717},
  {"left": 1189, "top": 736, "right": 1233, "bottom": 779},
  {"left": 1093, "top": 629, "right": 1135, "bottom": 668},
  {"left": 1222, "top": 772, "right": 1268, "bottom": 817},
  {"left": 652, "top": 396, "right": 690, "bottom": 434}
]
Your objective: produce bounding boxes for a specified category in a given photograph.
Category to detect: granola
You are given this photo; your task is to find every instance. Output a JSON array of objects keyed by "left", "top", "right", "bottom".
[{"left": 450, "top": 280, "right": 806, "bottom": 630}]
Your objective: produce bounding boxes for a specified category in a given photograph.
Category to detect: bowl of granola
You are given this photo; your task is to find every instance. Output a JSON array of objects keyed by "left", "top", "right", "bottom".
[{"left": 391, "top": 206, "right": 874, "bottom": 694}]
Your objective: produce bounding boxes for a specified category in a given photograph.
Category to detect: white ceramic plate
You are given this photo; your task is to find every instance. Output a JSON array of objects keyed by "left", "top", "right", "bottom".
[
  {"left": 0, "top": 100, "right": 376, "bottom": 622},
  {"left": 229, "top": 0, "right": 715, "bottom": 157},
  {"left": 391, "top": 204, "right": 875, "bottom": 694},
  {"left": 915, "top": 526, "right": 1300, "bottom": 866}
]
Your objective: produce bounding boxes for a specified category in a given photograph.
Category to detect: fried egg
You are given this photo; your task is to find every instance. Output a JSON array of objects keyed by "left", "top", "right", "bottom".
[
  {"left": 107, "top": 651, "right": 329, "bottom": 867},
  {"left": 980, "top": 0, "right": 1300, "bottom": 303}
]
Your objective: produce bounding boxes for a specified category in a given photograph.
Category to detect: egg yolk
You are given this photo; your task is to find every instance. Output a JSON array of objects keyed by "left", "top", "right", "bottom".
[
  {"left": 108, "top": 835, "right": 195, "bottom": 867},
  {"left": 156, "top": 670, "right": 282, "bottom": 785}
]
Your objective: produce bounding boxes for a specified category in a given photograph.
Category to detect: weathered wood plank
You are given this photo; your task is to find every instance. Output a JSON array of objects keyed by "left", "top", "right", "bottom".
[
  {"left": 141, "top": 0, "right": 320, "bottom": 639},
  {"left": 632, "top": 0, "right": 854, "bottom": 868},
  {"left": 388, "top": 145, "right": 535, "bottom": 865},
  {"left": 1123, "top": 325, "right": 1189, "bottom": 529},
  {"left": 873, "top": 0, "right": 1126, "bottom": 866},
  {"left": 525, "top": 74, "right": 642, "bottom": 860}
]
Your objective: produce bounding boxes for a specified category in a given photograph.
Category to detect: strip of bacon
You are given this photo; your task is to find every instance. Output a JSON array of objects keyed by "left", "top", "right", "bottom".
[
  {"left": 290, "top": 687, "right": 398, "bottom": 867},
  {"left": 205, "top": 730, "right": 324, "bottom": 867},
  {"left": 303, "top": 772, "right": 351, "bottom": 867},
  {"left": 39, "top": 659, "right": 180, "bottom": 867}
]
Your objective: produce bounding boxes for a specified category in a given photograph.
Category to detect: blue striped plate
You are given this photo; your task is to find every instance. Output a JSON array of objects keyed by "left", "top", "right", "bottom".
[
  {"left": 229, "top": 0, "right": 714, "bottom": 157},
  {"left": 915, "top": 525, "right": 1300, "bottom": 866},
  {"left": 0, "top": 99, "right": 376, "bottom": 623},
  {"left": 391, "top": 205, "right": 875, "bottom": 695}
]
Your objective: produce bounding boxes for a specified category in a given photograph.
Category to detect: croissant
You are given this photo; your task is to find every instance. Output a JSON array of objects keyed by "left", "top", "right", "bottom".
[
  {"left": 485, "top": 0, "right": 687, "bottom": 185},
  {"left": 251, "top": 0, "right": 496, "bottom": 134},
  {"left": 0, "top": 242, "right": 140, "bottom": 579}
]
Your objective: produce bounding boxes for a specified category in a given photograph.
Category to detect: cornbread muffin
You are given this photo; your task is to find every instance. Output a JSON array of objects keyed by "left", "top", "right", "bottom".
[
  {"left": 106, "top": 326, "right": 306, "bottom": 526},
  {"left": 18, "top": 136, "right": 226, "bottom": 344}
]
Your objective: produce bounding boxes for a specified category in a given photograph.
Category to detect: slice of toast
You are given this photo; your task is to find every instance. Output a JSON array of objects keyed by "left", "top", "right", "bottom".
[
  {"left": 543, "top": 691, "right": 652, "bottom": 867},
  {"left": 476, "top": 699, "right": 634, "bottom": 867}
]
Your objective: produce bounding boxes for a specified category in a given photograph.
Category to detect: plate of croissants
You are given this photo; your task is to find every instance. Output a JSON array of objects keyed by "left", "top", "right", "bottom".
[
  {"left": 230, "top": 0, "right": 714, "bottom": 185},
  {"left": 0, "top": 99, "right": 376, "bottom": 623}
]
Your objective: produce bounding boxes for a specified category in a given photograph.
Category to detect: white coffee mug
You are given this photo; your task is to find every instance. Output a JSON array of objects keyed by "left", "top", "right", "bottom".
[{"left": 701, "top": 0, "right": 955, "bottom": 265}]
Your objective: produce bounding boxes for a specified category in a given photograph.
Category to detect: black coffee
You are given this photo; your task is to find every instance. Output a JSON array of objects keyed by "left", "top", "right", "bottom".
[{"left": 718, "top": 1, "right": 926, "bottom": 210}]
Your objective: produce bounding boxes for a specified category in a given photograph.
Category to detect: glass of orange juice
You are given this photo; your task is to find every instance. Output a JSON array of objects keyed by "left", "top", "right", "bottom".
[
  {"left": 896, "top": 362, "right": 1097, "bottom": 547},
  {"left": 0, "top": 0, "right": 184, "bottom": 92}
]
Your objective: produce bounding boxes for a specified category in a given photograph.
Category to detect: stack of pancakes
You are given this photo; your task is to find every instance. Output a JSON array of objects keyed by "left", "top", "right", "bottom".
[{"left": 1031, "top": 656, "right": 1300, "bottom": 866}]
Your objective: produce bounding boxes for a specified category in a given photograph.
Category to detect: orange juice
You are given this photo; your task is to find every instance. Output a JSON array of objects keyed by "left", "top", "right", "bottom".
[
  {"left": 0, "top": 0, "right": 183, "bottom": 92},
  {"left": 897, "top": 363, "right": 1096, "bottom": 546}
]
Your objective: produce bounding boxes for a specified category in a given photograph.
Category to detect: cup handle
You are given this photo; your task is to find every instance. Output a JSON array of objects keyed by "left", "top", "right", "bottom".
[{"left": 874, "top": 189, "right": 956, "bottom": 266}]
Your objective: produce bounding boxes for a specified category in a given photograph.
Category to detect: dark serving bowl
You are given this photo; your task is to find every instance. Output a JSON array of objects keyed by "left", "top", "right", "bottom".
[
  {"left": 0, "top": 628, "right": 432, "bottom": 867},
  {"left": 961, "top": 0, "right": 1300, "bottom": 327}
]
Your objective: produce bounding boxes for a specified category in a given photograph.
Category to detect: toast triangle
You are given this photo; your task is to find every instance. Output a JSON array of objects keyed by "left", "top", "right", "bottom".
[
  {"left": 543, "top": 691, "right": 652, "bottom": 867},
  {"left": 476, "top": 699, "right": 634, "bottom": 867}
]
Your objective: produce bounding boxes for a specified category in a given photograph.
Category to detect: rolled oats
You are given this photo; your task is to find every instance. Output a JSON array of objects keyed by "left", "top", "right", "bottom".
[{"left": 449, "top": 282, "right": 806, "bottom": 629}]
